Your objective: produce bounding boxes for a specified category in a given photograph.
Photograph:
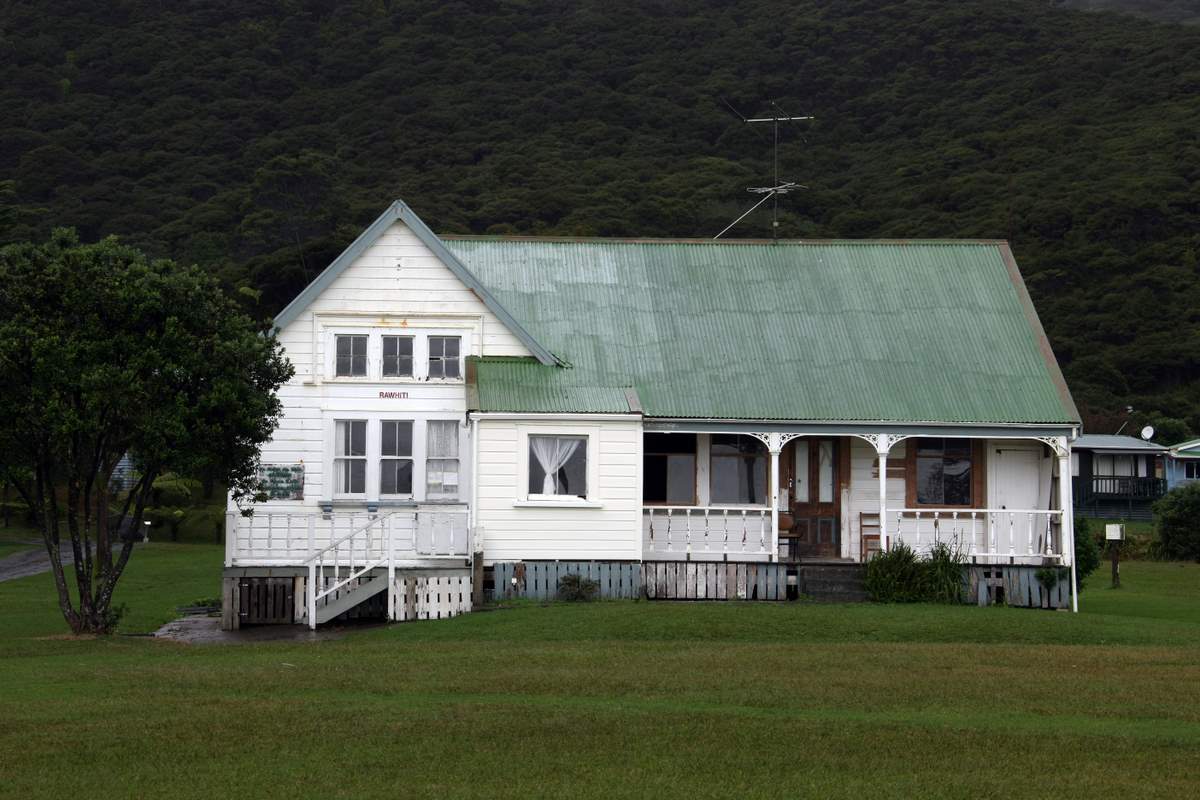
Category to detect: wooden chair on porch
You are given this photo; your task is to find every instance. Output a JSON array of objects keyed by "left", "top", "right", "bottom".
[{"left": 860, "top": 512, "right": 881, "bottom": 561}]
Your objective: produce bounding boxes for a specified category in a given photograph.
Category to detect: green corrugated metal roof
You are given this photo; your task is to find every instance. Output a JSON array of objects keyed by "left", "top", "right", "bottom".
[{"left": 446, "top": 238, "right": 1079, "bottom": 424}]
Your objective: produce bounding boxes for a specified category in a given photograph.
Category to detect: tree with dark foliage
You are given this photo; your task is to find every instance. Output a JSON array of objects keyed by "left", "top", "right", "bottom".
[{"left": 0, "top": 231, "right": 293, "bottom": 634}]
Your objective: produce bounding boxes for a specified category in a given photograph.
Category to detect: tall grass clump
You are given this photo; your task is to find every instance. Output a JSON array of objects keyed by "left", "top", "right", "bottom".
[{"left": 866, "top": 539, "right": 966, "bottom": 603}]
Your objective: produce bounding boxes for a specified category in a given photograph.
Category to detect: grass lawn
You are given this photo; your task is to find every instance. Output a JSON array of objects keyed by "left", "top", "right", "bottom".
[
  {"left": 0, "top": 552, "right": 1197, "bottom": 799},
  {"left": 0, "top": 521, "right": 40, "bottom": 559}
]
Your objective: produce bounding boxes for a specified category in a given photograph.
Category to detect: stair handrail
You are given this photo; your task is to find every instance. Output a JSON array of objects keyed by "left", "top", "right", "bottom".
[
  {"left": 306, "top": 512, "right": 396, "bottom": 626},
  {"left": 304, "top": 512, "right": 395, "bottom": 565}
]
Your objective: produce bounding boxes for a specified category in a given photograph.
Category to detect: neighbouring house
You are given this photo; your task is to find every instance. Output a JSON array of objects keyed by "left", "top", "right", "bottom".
[
  {"left": 1070, "top": 434, "right": 1167, "bottom": 520},
  {"left": 222, "top": 200, "right": 1084, "bottom": 629},
  {"left": 1166, "top": 438, "right": 1200, "bottom": 491}
]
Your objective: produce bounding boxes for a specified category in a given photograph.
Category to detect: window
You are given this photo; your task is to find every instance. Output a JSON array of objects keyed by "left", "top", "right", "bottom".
[
  {"left": 382, "top": 336, "right": 413, "bottom": 377},
  {"left": 643, "top": 433, "right": 696, "bottom": 504},
  {"left": 333, "top": 420, "right": 367, "bottom": 494},
  {"left": 426, "top": 421, "right": 460, "bottom": 499},
  {"left": 379, "top": 420, "right": 413, "bottom": 495},
  {"left": 428, "top": 336, "right": 461, "bottom": 379},
  {"left": 335, "top": 335, "right": 368, "bottom": 377},
  {"left": 529, "top": 435, "right": 587, "bottom": 497},
  {"left": 1186, "top": 462, "right": 1199, "bottom": 480},
  {"left": 913, "top": 438, "right": 973, "bottom": 506},
  {"left": 1094, "top": 454, "right": 1135, "bottom": 476},
  {"left": 710, "top": 435, "right": 767, "bottom": 505}
]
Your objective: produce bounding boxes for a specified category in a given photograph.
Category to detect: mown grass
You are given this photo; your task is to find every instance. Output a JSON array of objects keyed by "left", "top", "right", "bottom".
[{"left": 0, "top": 552, "right": 1197, "bottom": 799}]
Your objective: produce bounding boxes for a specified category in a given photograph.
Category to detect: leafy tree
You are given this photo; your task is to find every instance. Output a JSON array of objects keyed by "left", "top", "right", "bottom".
[
  {"left": 1153, "top": 484, "right": 1200, "bottom": 561},
  {"left": 0, "top": 230, "right": 293, "bottom": 634}
]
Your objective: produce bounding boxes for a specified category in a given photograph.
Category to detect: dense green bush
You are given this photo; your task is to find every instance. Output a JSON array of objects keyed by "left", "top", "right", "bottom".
[
  {"left": 865, "top": 543, "right": 928, "bottom": 603},
  {"left": 151, "top": 475, "right": 203, "bottom": 508},
  {"left": 1074, "top": 516, "right": 1101, "bottom": 590},
  {"left": 557, "top": 573, "right": 599, "bottom": 602},
  {"left": 925, "top": 541, "right": 968, "bottom": 603},
  {"left": 1152, "top": 484, "right": 1200, "bottom": 561}
]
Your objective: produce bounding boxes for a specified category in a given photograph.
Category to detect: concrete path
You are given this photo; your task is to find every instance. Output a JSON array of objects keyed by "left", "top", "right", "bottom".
[
  {"left": 0, "top": 543, "right": 58, "bottom": 583},
  {"left": 153, "top": 613, "right": 376, "bottom": 644}
]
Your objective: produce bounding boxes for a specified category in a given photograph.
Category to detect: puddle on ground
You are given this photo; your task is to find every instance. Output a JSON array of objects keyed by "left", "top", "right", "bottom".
[{"left": 152, "top": 613, "right": 386, "bottom": 644}]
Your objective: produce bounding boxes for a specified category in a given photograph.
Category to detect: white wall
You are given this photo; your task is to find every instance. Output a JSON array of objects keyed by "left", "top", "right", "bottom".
[
  {"left": 475, "top": 416, "right": 643, "bottom": 563},
  {"left": 233, "top": 219, "right": 530, "bottom": 515},
  {"left": 844, "top": 439, "right": 907, "bottom": 560}
]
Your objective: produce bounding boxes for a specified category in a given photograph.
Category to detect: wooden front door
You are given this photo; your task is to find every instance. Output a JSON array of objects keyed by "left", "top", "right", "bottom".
[{"left": 779, "top": 438, "right": 840, "bottom": 559}]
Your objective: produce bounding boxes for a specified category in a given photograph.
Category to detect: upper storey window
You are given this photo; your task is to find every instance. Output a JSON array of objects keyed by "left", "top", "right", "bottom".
[
  {"left": 428, "top": 336, "right": 461, "bottom": 379},
  {"left": 382, "top": 336, "right": 414, "bottom": 377},
  {"left": 335, "top": 335, "right": 368, "bottom": 377}
]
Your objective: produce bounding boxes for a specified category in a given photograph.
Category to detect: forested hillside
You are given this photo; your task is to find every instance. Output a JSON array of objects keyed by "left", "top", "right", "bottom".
[
  {"left": 2, "top": 0, "right": 1199, "bottom": 437},
  {"left": 1056, "top": 0, "right": 1200, "bottom": 24}
]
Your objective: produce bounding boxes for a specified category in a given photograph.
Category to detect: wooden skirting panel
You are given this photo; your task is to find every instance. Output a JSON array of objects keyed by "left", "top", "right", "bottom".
[
  {"left": 492, "top": 561, "right": 643, "bottom": 601},
  {"left": 392, "top": 572, "right": 472, "bottom": 621},
  {"left": 643, "top": 561, "right": 789, "bottom": 601},
  {"left": 491, "top": 561, "right": 791, "bottom": 602},
  {"left": 965, "top": 565, "right": 1071, "bottom": 609}
]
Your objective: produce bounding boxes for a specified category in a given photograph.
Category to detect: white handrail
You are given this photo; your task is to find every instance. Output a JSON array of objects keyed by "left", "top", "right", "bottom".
[
  {"left": 305, "top": 512, "right": 391, "bottom": 565},
  {"left": 643, "top": 506, "right": 772, "bottom": 559},
  {"left": 885, "top": 508, "right": 1065, "bottom": 561}
]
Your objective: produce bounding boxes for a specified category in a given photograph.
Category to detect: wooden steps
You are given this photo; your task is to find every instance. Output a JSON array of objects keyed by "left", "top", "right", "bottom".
[{"left": 798, "top": 563, "right": 869, "bottom": 603}]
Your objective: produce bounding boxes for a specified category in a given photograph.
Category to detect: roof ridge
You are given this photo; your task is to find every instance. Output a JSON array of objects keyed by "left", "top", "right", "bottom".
[{"left": 441, "top": 235, "right": 1009, "bottom": 246}]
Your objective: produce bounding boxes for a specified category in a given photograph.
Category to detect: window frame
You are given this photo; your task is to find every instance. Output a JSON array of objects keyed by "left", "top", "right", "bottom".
[
  {"left": 332, "top": 419, "right": 369, "bottom": 498},
  {"left": 381, "top": 335, "right": 415, "bottom": 378},
  {"left": 425, "top": 419, "right": 462, "bottom": 500},
  {"left": 379, "top": 419, "right": 414, "bottom": 498},
  {"left": 427, "top": 335, "right": 462, "bottom": 381},
  {"left": 515, "top": 425, "right": 601, "bottom": 507},
  {"left": 642, "top": 433, "right": 698, "bottom": 506},
  {"left": 708, "top": 434, "right": 769, "bottom": 507},
  {"left": 334, "top": 334, "right": 369, "bottom": 378},
  {"left": 905, "top": 438, "right": 984, "bottom": 509},
  {"left": 1186, "top": 461, "right": 1199, "bottom": 481}
]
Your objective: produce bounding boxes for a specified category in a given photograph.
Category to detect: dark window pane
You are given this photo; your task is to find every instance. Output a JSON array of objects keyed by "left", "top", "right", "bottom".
[
  {"left": 643, "top": 452, "right": 696, "bottom": 503},
  {"left": 916, "top": 457, "right": 943, "bottom": 504},
  {"left": 381, "top": 421, "right": 412, "bottom": 457},
  {"left": 557, "top": 447, "right": 587, "bottom": 497},
  {"left": 428, "top": 358, "right": 444, "bottom": 378},
  {"left": 336, "top": 337, "right": 351, "bottom": 356},
  {"left": 645, "top": 433, "right": 697, "bottom": 455},
  {"left": 943, "top": 457, "right": 971, "bottom": 505},
  {"left": 349, "top": 420, "right": 366, "bottom": 456},
  {"left": 345, "top": 459, "right": 365, "bottom": 494},
  {"left": 381, "top": 459, "right": 413, "bottom": 495},
  {"left": 444, "top": 358, "right": 460, "bottom": 379},
  {"left": 915, "top": 438, "right": 944, "bottom": 456},
  {"left": 444, "top": 338, "right": 459, "bottom": 358}
]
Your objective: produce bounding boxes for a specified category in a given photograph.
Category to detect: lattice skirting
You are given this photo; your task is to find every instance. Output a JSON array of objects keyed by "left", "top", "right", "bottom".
[{"left": 965, "top": 565, "right": 1072, "bottom": 609}]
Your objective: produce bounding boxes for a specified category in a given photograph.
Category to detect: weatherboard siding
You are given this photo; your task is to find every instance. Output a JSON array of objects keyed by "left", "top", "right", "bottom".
[
  {"left": 476, "top": 417, "right": 642, "bottom": 563},
  {"left": 845, "top": 439, "right": 907, "bottom": 560},
  {"left": 236, "top": 219, "right": 531, "bottom": 514}
]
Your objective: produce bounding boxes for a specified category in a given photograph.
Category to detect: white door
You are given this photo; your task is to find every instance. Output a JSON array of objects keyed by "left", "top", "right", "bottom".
[
  {"left": 991, "top": 447, "right": 1042, "bottom": 554},
  {"left": 993, "top": 448, "right": 1040, "bottom": 510}
]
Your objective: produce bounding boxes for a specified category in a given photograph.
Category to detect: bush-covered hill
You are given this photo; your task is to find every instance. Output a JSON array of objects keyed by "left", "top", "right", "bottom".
[
  {"left": 2, "top": 0, "right": 1199, "bottom": 436},
  {"left": 1056, "top": 0, "right": 1200, "bottom": 25}
]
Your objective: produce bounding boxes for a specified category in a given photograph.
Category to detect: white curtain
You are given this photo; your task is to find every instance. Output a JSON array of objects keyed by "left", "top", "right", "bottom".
[
  {"left": 427, "top": 420, "right": 459, "bottom": 458},
  {"left": 531, "top": 436, "right": 581, "bottom": 494}
]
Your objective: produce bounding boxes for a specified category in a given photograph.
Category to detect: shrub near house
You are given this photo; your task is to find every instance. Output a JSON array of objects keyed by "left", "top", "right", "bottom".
[{"left": 1154, "top": 484, "right": 1200, "bottom": 561}]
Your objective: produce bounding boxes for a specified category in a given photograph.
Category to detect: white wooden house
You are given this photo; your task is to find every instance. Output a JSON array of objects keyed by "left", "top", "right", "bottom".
[{"left": 223, "top": 200, "right": 1082, "bottom": 628}]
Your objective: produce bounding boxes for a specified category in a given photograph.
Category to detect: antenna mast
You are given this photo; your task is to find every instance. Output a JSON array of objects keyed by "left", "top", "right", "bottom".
[{"left": 715, "top": 100, "right": 813, "bottom": 239}]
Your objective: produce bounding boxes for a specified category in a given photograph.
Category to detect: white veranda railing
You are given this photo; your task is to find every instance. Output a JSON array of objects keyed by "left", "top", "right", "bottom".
[
  {"left": 888, "top": 508, "right": 1065, "bottom": 562},
  {"left": 643, "top": 506, "right": 772, "bottom": 561}
]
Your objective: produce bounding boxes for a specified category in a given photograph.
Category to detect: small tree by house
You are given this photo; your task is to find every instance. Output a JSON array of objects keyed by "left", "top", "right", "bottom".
[{"left": 0, "top": 230, "right": 292, "bottom": 634}]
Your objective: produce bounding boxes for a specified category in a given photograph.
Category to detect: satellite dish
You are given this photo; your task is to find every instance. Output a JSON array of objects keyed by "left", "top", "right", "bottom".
[{"left": 1141, "top": 425, "right": 1155, "bottom": 441}]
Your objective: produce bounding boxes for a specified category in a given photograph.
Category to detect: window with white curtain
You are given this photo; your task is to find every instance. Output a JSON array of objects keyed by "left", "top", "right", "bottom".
[
  {"left": 529, "top": 435, "right": 588, "bottom": 497},
  {"left": 333, "top": 420, "right": 367, "bottom": 494},
  {"left": 426, "top": 420, "right": 460, "bottom": 499},
  {"left": 380, "top": 420, "right": 413, "bottom": 495}
]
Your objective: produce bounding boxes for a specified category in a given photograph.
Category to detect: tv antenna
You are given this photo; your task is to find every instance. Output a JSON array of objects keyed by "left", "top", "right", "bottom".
[{"left": 715, "top": 100, "right": 813, "bottom": 239}]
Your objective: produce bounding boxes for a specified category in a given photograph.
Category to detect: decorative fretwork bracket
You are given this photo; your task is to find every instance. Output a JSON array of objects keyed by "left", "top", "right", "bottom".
[{"left": 1035, "top": 436, "right": 1070, "bottom": 458}]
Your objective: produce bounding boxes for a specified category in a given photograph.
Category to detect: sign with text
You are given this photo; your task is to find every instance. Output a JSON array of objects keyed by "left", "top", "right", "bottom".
[{"left": 258, "top": 464, "right": 304, "bottom": 500}]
